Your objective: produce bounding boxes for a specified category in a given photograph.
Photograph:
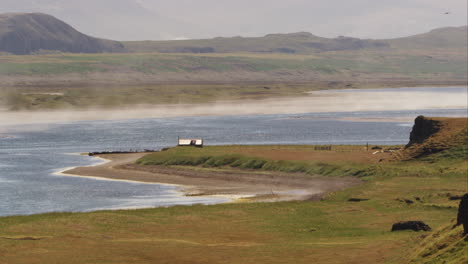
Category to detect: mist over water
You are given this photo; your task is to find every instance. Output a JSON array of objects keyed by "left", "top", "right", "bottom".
[
  {"left": 0, "top": 87, "right": 466, "bottom": 216},
  {"left": 0, "top": 86, "right": 466, "bottom": 127}
]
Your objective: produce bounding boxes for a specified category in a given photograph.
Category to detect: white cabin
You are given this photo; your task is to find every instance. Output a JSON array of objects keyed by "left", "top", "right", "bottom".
[{"left": 178, "top": 138, "right": 203, "bottom": 147}]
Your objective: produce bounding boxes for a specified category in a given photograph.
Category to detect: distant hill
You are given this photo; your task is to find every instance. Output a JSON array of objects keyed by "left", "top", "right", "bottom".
[
  {"left": 387, "top": 26, "right": 468, "bottom": 50},
  {"left": 0, "top": 13, "right": 125, "bottom": 55},
  {"left": 124, "top": 32, "right": 390, "bottom": 54},
  {"left": 0, "top": 13, "right": 465, "bottom": 55},
  {"left": 124, "top": 26, "right": 467, "bottom": 54}
]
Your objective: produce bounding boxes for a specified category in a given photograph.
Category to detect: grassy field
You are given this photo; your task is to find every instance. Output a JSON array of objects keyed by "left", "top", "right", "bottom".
[
  {"left": 136, "top": 145, "right": 400, "bottom": 179},
  {"left": 1, "top": 118, "right": 466, "bottom": 263},
  {"left": 0, "top": 154, "right": 465, "bottom": 263},
  {"left": 1, "top": 52, "right": 465, "bottom": 77}
]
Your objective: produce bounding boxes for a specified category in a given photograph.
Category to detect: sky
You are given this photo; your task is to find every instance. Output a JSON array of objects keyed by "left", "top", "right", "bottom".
[{"left": 0, "top": 0, "right": 466, "bottom": 40}]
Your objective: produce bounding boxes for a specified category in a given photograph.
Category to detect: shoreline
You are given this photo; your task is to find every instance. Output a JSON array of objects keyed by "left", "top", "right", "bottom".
[
  {"left": 57, "top": 153, "right": 256, "bottom": 203},
  {"left": 55, "top": 153, "right": 194, "bottom": 192},
  {"left": 61, "top": 153, "right": 362, "bottom": 203}
]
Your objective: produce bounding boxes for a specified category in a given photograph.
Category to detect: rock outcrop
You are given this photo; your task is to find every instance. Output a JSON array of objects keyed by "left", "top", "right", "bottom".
[
  {"left": 455, "top": 193, "right": 468, "bottom": 235},
  {"left": 347, "top": 198, "right": 370, "bottom": 202},
  {"left": 406, "top": 116, "right": 442, "bottom": 147},
  {"left": 391, "top": 221, "right": 431, "bottom": 232},
  {"left": 400, "top": 116, "right": 467, "bottom": 160},
  {"left": 0, "top": 13, "right": 125, "bottom": 55}
]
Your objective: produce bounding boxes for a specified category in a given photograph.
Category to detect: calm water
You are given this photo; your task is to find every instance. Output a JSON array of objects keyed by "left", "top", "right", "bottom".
[{"left": 0, "top": 87, "right": 466, "bottom": 216}]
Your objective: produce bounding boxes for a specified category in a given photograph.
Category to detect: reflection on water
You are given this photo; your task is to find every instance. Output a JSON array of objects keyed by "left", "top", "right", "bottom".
[{"left": 0, "top": 106, "right": 466, "bottom": 216}]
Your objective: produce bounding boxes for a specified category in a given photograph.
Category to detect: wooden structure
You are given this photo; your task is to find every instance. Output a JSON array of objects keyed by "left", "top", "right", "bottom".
[{"left": 314, "top": 145, "right": 332, "bottom": 151}]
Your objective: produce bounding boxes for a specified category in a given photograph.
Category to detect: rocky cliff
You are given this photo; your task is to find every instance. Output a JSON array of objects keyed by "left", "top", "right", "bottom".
[
  {"left": 0, "top": 13, "right": 125, "bottom": 55},
  {"left": 406, "top": 116, "right": 443, "bottom": 147},
  {"left": 402, "top": 116, "right": 467, "bottom": 160}
]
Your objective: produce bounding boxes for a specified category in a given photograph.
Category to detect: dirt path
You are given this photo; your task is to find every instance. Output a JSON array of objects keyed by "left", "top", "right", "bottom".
[{"left": 62, "top": 153, "right": 362, "bottom": 202}]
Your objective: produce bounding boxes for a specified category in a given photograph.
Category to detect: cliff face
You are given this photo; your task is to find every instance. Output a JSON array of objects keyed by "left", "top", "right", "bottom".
[
  {"left": 402, "top": 116, "right": 467, "bottom": 160},
  {"left": 406, "top": 115, "right": 443, "bottom": 147},
  {"left": 0, "top": 13, "right": 125, "bottom": 55}
]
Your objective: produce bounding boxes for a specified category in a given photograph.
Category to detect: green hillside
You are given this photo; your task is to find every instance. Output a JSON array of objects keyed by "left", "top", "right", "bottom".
[
  {"left": 124, "top": 26, "right": 467, "bottom": 54},
  {"left": 387, "top": 26, "right": 468, "bottom": 50},
  {"left": 124, "top": 32, "right": 389, "bottom": 54}
]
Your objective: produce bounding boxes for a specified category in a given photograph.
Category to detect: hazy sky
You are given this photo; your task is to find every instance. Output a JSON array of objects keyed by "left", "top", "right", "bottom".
[{"left": 1, "top": 0, "right": 467, "bottom": 40}]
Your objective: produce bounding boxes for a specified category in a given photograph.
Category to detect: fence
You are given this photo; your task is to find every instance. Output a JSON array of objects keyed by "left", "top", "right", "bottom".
[{"left": 312, "top": 145, "right": 383, "bottom": 152}]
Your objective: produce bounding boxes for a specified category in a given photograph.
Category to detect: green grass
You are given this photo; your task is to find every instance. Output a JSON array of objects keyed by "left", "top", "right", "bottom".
[
  {"left": 0, "top": 51, "right": 465, "bottom": 77},
  {"left": 137, "top": 151, "right": 365, "bottom": 177},
  {"left": 407, "top": 224, "right": 467, "bottom": 264},
  {"left": 0, "top": 61, "right": 102, "bottom": 75},
  {"left": 0, "top": 122, "right": 466, "bottom": 263},
  {"left": 137, "top": 144, "right": 467, "bottom": 180},
  {"left": 0, "top": 164, "right": 465, "bottom": 263},
  {"left": 0, "top": 54, "right": 342, "bottom": 74},
  {"left": 0, "top": 190, "right": 464, "bottom": 263}
]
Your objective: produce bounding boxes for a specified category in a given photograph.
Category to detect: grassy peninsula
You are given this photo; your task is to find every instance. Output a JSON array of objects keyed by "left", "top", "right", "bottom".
[{"left": 0, "top": 117, "right": 466, "bottom": 264}]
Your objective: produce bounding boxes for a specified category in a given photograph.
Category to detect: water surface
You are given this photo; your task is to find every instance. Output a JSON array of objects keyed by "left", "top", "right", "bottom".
[{"left": 0, "top": 87, "right": 466, "bottom": 216}]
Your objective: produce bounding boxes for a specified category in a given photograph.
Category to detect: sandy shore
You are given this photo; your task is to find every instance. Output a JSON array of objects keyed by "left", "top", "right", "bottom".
[{"left": 62, "top": 153, "right": 362, "bottom": 202}]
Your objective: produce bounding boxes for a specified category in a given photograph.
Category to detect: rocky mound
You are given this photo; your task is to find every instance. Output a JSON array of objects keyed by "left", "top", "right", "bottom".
[
  {"left": 401, "top": 116, "right": 467, "bottom": 160},
  {"left": 0, "top": 13, "right": 125, "bottom": 55},
  {"left": 391, "top": 221, "right": 431, "bottom": 232}
]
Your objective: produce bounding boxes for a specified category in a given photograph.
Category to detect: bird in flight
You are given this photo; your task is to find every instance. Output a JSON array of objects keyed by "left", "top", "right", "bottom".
[{"left": 444, "top": 12, "right": 451, "bottom": 14}]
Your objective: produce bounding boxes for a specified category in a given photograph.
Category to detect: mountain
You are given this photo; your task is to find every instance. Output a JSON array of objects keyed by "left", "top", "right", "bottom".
[
  {"left": 1, "top": 0, "right": 466, "bottom": 41},
  {"left": 0, "top": 12, "right": 465, "bottom": 56},
  {"left": 0, "top": 0, "right": 200, "bottom": 40},
  {"left": 0, "top": 13, "right": 125, "bottom": 55},
  {"left": 124, "top": 26, "right": 467, "bottom": 54}
]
